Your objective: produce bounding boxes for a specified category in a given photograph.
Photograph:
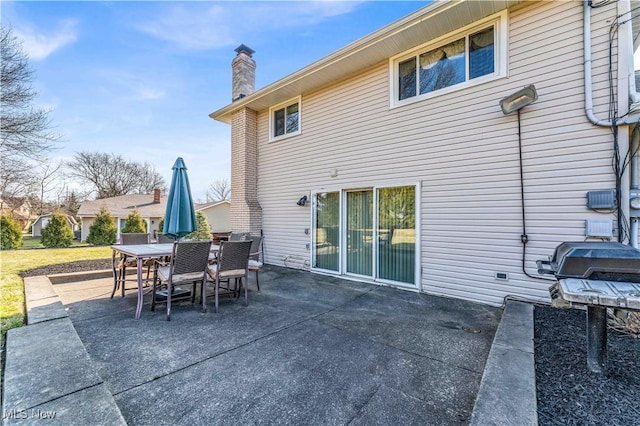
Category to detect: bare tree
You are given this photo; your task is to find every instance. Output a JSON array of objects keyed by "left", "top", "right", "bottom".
[
  {"left": 67, "top": 152, "right": 167, "bottom": 199},
  {"left": 136, "top": 161, "right": 167, "bottom": 194},
  {"left": 59, "top": 190, "right": 82, "bottom": 218},
  {"left": 1, "top": 25, "right": 59, "bottom": 162},
  {"left": 1, "top": 25, "right": 60, "bottom": 214},
  {"left": 35, "top": 161, "right": 63, "bottom": 214},
  {"left": 0, "top": 156, "right": 37, "bottom": 211},
  {"left": 206, "top": 178, "right": 231, "bottom": 202}
]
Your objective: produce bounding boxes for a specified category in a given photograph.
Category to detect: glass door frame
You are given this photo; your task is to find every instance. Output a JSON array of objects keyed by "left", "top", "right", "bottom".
[
  {"left": 311, "top": 189, "right": 343, "bottom": 274},
  {"left": 342, "top": 187, "right": 375, "bottom": 280},
  {"left": 311, "top": 182, "right": 420, "bottom": 289}
]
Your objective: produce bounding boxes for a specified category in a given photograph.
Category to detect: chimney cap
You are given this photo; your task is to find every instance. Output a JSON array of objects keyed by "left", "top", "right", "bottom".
[{"left": 234, "top": 44, "right": 255, "bottom": 57}]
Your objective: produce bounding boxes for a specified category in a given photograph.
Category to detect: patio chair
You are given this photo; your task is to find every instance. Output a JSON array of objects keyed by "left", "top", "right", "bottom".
[
  {"left": 111, "top": 233, "right": 151, "bottom": 298},
  {"left": 247, "top": 235, "right": 263, "bottom": 292},
  {"left": 210, "top": 232, "right": 248, "bottom": 264},
  {"left": 156, "top": 233, "right": 175, "bottom": 243},
  {"left": 151, "top": 240, "right": 212, "bottom": 321},
  {"left": 203, "top": 240, "right": 252, "bottom": 313},
  {"left": 228, "top": 231, "right": 250, "bottom": 241}
]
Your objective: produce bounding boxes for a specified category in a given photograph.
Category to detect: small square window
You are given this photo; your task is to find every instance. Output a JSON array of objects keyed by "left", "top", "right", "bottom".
[{"left": 270, "top": 97, "right": 301, "bottom": 141}]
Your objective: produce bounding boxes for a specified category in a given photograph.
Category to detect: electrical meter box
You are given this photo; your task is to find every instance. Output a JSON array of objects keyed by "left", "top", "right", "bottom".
[
  {"left": 587, "top": 190, "right": 616, "bottom": 210},
  {"left": 631, "top": 189, "right": 640, "bottom": 218}
]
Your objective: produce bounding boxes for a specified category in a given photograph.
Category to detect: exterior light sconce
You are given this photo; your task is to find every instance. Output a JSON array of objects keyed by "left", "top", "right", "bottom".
[
  {"left": 499, "top": 84, "right": 538, "bottom": 115},
  {"left": 500, "top": 84, "right": 539, "bottom": 279},
  {"left": 297, "top": 195, "right": 308, "bottom": 206}
]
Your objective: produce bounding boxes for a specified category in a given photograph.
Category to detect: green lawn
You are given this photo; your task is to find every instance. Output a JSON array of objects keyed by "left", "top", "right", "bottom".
[
  {"left": 0, "top": 246, "right": 112, "bottom": 337},
  {"left": 20, "top": 236, "right": 89, "bottom": 249}
]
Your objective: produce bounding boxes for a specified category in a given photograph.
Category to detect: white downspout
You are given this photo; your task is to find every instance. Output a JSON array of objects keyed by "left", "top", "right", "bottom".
[
  {"left": 631, "top": 128, "right": 639, "bottom": 248},
  {"left": 584, "top": 1, "right": 613, "bottom": 126},
  {"left": 583, "top": 0, "right": 638, "bottom": 126},
  {"left": 584, "top": 0, "right": 639, "bottom": 246}
]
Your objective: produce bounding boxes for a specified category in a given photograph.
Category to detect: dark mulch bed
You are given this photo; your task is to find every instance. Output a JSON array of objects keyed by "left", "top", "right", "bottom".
[
  {"left": 534, "top": 306, "right": 640, "bottom": 426},
  {"left": 20, "top": 259, "right": 112, "bottom": 278}
]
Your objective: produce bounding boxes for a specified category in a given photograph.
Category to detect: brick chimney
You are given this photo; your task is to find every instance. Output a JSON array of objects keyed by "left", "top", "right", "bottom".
[
  {"left": 232, "top": 44, "right": 255, "bottom": 102},
  {"left": 229, "top": 45, "right": 261, "bottom": 234},
  {"left": 153, "top": 188, "right": 160, "bottom": 204}
]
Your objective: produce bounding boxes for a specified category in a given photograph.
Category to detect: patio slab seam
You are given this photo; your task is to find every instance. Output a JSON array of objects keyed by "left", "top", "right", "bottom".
[
  {"left": 2, "top": 275, "right": 126, "bottom": 425},
  {"left": 346, "top": 383, "right": 381, "bottom": 424},
  {"left": 469, "top": 300, "right": 538, "bottom": 426},
  {"left": 318, "top": 318, "right": 485, "bottom": 375}
]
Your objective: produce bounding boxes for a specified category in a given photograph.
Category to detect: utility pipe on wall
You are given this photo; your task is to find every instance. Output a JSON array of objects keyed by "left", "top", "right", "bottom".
[
  {"left": 631, "top": 128, "right": 639, "bottom": 248},
  {"left": 584, "top": 0, "right": 639, "bottom": 245},
  {"left": 583, "top": 0, "right": 638, "bottom": 127}
]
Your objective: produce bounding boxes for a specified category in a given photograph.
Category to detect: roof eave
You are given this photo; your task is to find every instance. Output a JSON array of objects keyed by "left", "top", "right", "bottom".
[{"left": 209, "top": 0, "right": 522, "bottom": 124}]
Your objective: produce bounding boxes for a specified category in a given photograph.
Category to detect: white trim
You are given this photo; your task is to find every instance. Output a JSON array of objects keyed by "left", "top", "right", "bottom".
[
  {"left": 268, "top": 95, "right": 302, "bottom": 143},
  {"left": 373, "top": 187, "right": 379, "bottom": 281},
  {"left": 415, "top": 180, "right": 422, "bottom": 293},
  {"left": 311, "top": 190, "right": 342, "bottom": 274},
  {"left": 389, "top": 10, "right": 508, "bottom": 109}
]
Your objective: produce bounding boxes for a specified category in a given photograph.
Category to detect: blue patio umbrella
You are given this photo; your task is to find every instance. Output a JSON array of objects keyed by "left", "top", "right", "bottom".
[{"left": 162, "top": 157, "right": 197, "bottom": 239}]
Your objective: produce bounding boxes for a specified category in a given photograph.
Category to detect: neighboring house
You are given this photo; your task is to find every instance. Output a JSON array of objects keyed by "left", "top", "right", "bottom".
[
  {"left": 195, "top": 200, "right": 231, "bottom": 233},
  {"left": 32, "top": 214, "right": 78, "bottom": 238},
  {"left": 210, "top": 1, "right": 640, "bottom": 306},
  {"left": 77, "top": 189, "right": 166, "bottom": 242},
  {"left": 0, "top": 196, "right": 36, "bottom": 231}
]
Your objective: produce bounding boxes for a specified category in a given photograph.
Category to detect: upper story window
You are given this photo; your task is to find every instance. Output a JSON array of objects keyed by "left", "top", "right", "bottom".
[
  {"left": 391, "top": 11, "right": 507, "bottom": 107},
  {"left": 269, "top": 96, "right": 301, "bottom": 142}
]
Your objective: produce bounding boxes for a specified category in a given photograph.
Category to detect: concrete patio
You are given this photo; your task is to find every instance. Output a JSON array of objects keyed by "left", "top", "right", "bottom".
[{"left": 3, "top": 265, "right": 536, "bottom": 425}]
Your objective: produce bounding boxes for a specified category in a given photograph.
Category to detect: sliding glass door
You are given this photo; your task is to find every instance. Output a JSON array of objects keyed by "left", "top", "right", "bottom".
[
  {"left": 377, "top": 186, "right": 415, "bottom": 284},
  {"left": 313, "top": 192, "right": 340, "bottom": 271},
  {"left": 346, "top": 190, "right": 373, "bottom": 276},
  {"left": 312, "top": 185, "right": 416, "bottom": 286}
]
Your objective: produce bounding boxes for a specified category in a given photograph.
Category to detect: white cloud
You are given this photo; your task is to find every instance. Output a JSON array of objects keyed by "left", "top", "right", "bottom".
[
  {"left": 14, "top": 19, "right": 78, "bottom": 60},
  {"left": 137, "top": 87, "right": 166, "bottom": 101},
  {"left": 93, "top": 68, "right": 167, "bottom": 102},
  {"left": 134, "top": 1, "right": 364, "bottom": 50},
  {"left": 135, "top": 4, "right": 234, "bottom": 50}
]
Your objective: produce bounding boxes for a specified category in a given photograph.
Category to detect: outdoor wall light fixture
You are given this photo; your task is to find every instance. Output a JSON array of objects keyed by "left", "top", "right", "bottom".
[
  {"left": 500, "top": 83, "right": 539, "bottom": 279},
  {"left": 499, "top": 84, "right": 538, "bottom": 115},
  {"left": 297, "top": 195, "right": 308, "bottom": 206}
]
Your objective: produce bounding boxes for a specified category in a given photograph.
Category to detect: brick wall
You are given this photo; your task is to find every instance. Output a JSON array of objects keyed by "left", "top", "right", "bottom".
[{"left": 230, "top": 107, "right": 262, "bottom": 234}]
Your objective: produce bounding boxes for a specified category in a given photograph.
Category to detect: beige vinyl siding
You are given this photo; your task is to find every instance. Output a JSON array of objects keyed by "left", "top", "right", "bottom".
[
  {"left": 256, "top": 1, "right": 621, "bottom": 305},
  {"left": 80, "top": 218, "right": 95, "bottom": 242},
  {"left": 199, "top": 204, "right": 231, "bottom": 233}
]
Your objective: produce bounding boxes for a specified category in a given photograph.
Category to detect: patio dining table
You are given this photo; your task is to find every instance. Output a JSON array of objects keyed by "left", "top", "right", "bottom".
[{"left": 110, "top": 243, "right": 220, "bottom": 319}]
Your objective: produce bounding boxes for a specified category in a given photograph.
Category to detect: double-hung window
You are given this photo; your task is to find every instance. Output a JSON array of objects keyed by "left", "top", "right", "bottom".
[
  {"left": 392, "top": 11, "right": 507, "bottom": 106},
  {"left": 269, "top": 96, "right": 301, "bottom": 141}
]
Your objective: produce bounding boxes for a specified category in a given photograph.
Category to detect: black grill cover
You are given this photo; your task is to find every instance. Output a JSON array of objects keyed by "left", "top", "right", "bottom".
[{"left": 539, "top": 242, "right": 640, "bottom": 282}]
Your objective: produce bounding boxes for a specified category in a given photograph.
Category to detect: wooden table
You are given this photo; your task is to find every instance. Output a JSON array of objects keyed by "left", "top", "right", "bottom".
[{"left": 111, "top": 243, "right": 221, "bottom": 319}]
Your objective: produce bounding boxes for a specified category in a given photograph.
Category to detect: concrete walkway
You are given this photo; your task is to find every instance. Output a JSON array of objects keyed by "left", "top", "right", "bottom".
[{"left": 3, "top": 265, "right": 537, "bottom": 425}]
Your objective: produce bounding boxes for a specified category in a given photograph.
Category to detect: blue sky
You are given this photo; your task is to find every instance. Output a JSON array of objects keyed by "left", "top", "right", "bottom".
[{"left": 2, "top": 1, "right": 430, "bottom": 201}]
